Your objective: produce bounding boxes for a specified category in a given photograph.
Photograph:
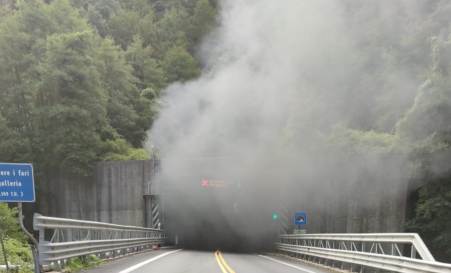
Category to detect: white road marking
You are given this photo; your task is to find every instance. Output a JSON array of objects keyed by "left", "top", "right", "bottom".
[
  {"left": 258, "top": 255, "right": 318, "bottom": 273},
  {"left": 118, "top": 249, "right": 182, "bottom": 273}
]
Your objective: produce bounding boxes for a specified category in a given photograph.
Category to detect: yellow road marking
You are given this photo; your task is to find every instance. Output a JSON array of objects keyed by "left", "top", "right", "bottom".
[
  {"left": 215, "top": 251, "right": 229, "bottom": 273},
  {"left": 217, "top": 251, "right": 236, "bottom": 273},
  {"left": 214, "top": 250, "right": 236, "bottom": 273}
]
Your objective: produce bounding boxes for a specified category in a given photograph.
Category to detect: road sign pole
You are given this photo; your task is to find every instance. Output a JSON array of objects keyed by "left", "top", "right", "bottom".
[
  {"left": 0, "top": 232, "right": 9, "bottom": 273},
  {"left": 17, "top": 203, "right": 41, "bottom": 273}
]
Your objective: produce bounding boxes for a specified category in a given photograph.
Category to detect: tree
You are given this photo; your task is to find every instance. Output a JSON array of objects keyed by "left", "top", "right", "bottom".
[
  {"left": 0, "top": 204, "right": 21, "bottom": 271},
  {"left": 0, "top": 2, "right": 41, "bottom": 164},
  {"left": 162, "top": 45, "right": 200, "bottom": 82},
  {"left": 187, "top": 0, "right": 216, "bottom": 49},
  {"left": 0, "top": 0, "right": 216, "bottom": 178},
  {"left": 107, "top": 9, "right": 140, "bottom": 49},
  {"left": 0, "top": 205, "right": 21, "bottom": 240},
  {"left": 70, "top": 0, "right": 120, "bottom": 36},
  {"left": 407, "top": 176, "right": 451, "bottom": 262},
  {"left": 398, "top": 38, "right": 451, "bottom": 263},
  {"left": 153, "top": 7, "right": 190, "bottom": 56},
  {"left": 396, "top": 38, "right": 451, "bottom": 143},
  {"left": 35, "top": 31, "right": 109, "bottom": 175},
  {"left": 0, "top": 114, "right": 26, "bottom": 163},
  {"left": 96, "top": 37, "right": 154, "bottom": 147},
  {"left": 0, "top": 204, "right": 32, "bottom": 273},
  {"left": 126, "top": 36, "right": 167, "bottom": 91}
]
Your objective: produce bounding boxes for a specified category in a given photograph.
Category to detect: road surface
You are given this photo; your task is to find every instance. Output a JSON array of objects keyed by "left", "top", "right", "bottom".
[{"left": 82, "top": 249, "right": 331, "bottom": 273}]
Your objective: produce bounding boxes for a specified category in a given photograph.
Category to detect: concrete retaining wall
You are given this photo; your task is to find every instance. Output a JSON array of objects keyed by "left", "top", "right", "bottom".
[
  {"left": 38, "top": 159, "right": 158, "bottom": 226},
  {"left": 38, "top": 157, "right": 409, "bottom": 232}
]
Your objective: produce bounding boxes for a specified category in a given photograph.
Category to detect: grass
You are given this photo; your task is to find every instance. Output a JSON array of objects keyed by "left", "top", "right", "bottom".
[{"left": 63, "top": 255, "right": 104, "bottom": 273}]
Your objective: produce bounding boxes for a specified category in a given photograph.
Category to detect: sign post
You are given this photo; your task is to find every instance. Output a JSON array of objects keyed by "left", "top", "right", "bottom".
[
  {"left": 0, "top": 163, "right": 39, "bottom": 273},
  {"left": 0, "top": 232, "right": 8, "bottom": 272}
]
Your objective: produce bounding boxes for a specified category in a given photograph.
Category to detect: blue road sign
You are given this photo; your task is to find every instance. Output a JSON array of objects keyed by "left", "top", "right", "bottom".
[
  {"left": 294, "top": 211, "right": 307, "bottom": 226},
  {"left": 0, "top": 163, "right": 35, "bottom": 202}
]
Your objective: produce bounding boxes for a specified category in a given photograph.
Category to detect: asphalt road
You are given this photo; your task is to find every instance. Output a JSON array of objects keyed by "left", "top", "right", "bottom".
[{"left": 82, "top": 249, "right": 331, "bottom": 273}]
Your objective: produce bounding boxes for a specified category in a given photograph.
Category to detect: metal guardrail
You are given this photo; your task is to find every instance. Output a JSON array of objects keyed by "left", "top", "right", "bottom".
[
  {"left": 277, "top": 233, "right": 451, "bottom": 273},
  {"left": 33, "top": 214, "right": 166, "bottom": 268}
]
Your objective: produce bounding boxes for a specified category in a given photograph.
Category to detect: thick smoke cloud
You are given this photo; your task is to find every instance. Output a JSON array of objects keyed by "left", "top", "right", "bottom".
[{"left": 147, "top": 0, "right": 436, "bottom": 251}]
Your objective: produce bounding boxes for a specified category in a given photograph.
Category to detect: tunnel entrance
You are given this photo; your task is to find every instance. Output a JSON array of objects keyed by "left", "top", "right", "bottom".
[
  {"left": 157, "top": 158, "right": 284, "bottom": 252},
  {"left": 162, "top": 178, "right": 281, "bottom": 253},
  {"left": 165, "top": 213, "right": 280, "bottom": 253}
]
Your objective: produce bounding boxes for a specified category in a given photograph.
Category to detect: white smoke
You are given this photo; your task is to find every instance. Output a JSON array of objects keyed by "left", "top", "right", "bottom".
[{"left": 146, "top": 0, "right": 431, "bottom": 249}]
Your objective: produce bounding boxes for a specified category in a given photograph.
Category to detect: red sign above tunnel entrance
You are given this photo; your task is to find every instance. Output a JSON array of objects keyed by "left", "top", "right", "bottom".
[{"left": 201, "top": 178, "right": 226, "bottom": 188}]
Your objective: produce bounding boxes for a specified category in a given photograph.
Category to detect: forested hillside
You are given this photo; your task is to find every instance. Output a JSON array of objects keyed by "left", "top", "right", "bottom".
[
  {"left": 0, "top": 0, "right": 216, "bottom": 177},
  {"left": 0, "top": 0, "right": 450, "bottom": 265}
]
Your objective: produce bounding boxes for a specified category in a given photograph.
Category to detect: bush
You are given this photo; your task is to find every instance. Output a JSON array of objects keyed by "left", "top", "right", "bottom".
[
  {"left": 406, "top": 176, "right": 451, "bottom": 263},
  {"left": 0, "top": 238, "right": 33, "bottom": 273},
  {"left": 0, "top": 204, "right": 33, "bottom": 273},
  {"left": 64, "top": 255, "right": 103, "bottom": 273}
]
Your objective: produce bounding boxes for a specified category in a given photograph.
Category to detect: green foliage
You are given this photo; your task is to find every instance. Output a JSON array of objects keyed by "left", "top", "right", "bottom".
[
  {"left": 126, "top": 36, "right": 167, "bottom": 91},
  {"left": 187, "top": 0, "right": 217, "bottom": 48},
  {"left": 397, "top": 38, "right": 451, "bottom": 144},
  {"left": 0, "top": 114, "right": 24, "bottom": 163},
  {"left": 64, "top": 255, "right": 103, "bottom": 273},
  {"left": 396, "top": 40, "right": 451, "bottom": 262},
  {"left": 163, "top": 45, "right": 200, "bottom": 82},
  {"left": 107, "top": 9, "right": 141, "bottom": 49},
  {"left": 36, "top": 31, "right": 108, "bottom": 176},
  {"left": 329, "top": 126, "right": 399, "bottom": 154},
  {"left": 0, "top": 204, "right": 21, "bottom": 238},
  {"left": 0, "top": 0, "right": 214, "bottom": 176},
  {"left": 2, "top": 238, "right": 33, "bottom": 273},
  {"left": 70, "top": 0, "right": 120, "bottom": 37},
  {"left": 101, "top": 138, "right": 150, "bottom": 161},
  {"left": 96, "top": 37, "right": 154, "bottom": 147},
  {"left": 0, "top": 204, "right": 33, "bottom": 273},
  {"left": 406, "top": 177, "right": 451, "bottom": 262}
]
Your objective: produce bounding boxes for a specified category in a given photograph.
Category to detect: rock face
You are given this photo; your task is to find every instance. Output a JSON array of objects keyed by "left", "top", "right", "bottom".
[{"left": 38, "top": 160, "right": 159, "bottom": 227}]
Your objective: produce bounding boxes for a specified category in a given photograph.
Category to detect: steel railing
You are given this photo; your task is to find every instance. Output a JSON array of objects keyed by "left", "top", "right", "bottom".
[
  {"left": 33, "top": 214, "right": 166, "bottom": 268},
  {"left": 276, "top": 233, "right": 451, "bottom": 273}
]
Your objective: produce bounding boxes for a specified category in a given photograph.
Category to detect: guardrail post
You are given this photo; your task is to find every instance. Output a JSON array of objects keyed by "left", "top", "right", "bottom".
[
  {"left": 411, "top": 245, "right": 416, "bottom": 259},
  {"left": 33, "top": 214, "right": 47, "bottom": 269}
]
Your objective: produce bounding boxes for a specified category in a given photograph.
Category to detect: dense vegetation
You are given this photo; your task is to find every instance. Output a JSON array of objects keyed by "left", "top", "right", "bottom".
[
  {"left": 0, "top": 204, "right": 33, "bottom": 273},
  {"left": 0, "top": 0, "right": 450, "bottom": 266},
  {"left": 406, "top": 176, "right": 451, "bottom": 262},
  {"left": 0, "top": 0, "right": 216, "bottom": 177}
]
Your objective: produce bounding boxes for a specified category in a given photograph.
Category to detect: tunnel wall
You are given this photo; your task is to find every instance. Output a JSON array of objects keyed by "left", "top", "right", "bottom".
[
  {"left": 37, "top": 157, "right": 409, "bottom": 232},
  {"left": 283, "top": 158, "right": 410, "bottom": 234},
  {"left": 38, "top": 159, "right": 158, "bottom": 226},
  {"left": 318, "top": 180, "right": 408, "bottom": 233}
]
